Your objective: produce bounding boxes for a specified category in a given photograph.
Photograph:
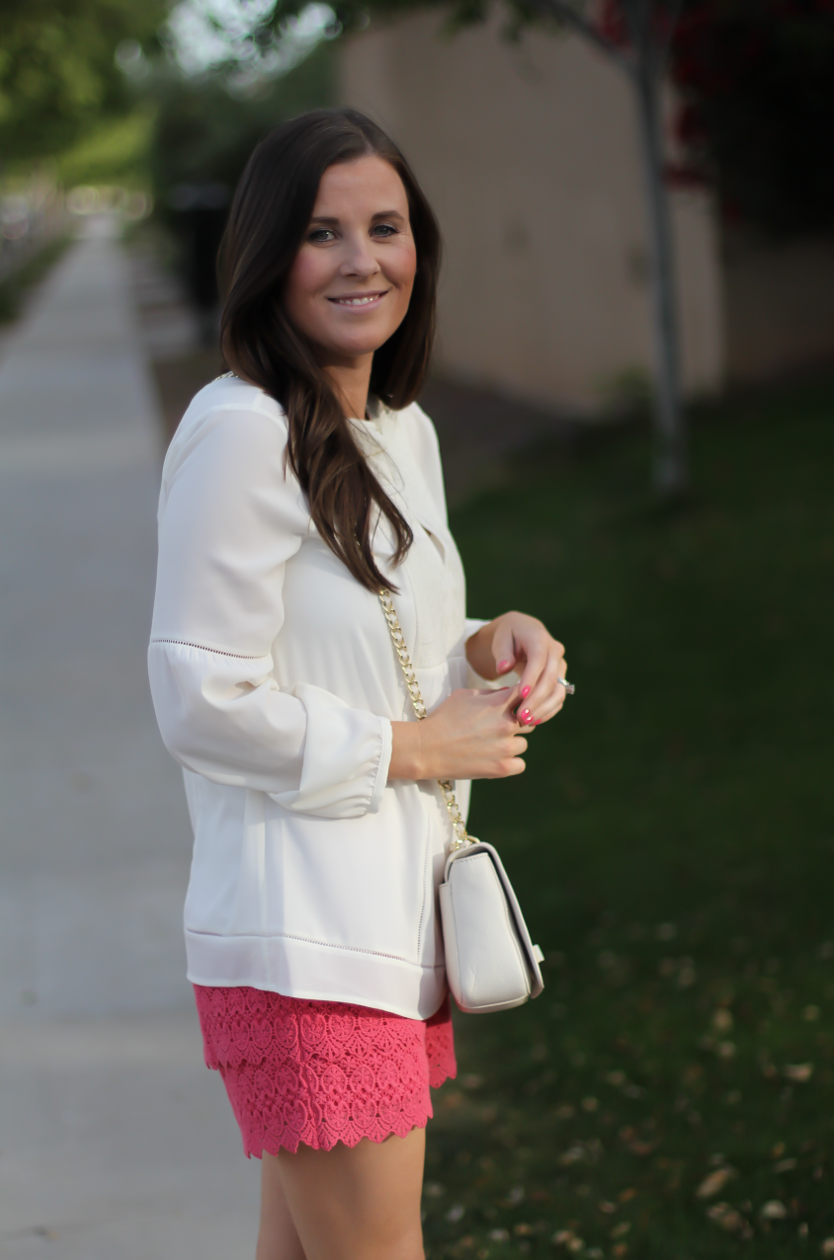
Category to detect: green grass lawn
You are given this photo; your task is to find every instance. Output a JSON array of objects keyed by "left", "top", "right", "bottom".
[{"left": 423, "top": 384, "right": 834, "bottom": 1259}]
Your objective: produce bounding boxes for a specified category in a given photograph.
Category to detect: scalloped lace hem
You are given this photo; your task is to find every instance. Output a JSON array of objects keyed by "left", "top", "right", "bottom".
[{"left": 194, "top": 985, "right": 456, "bottom": 1156}]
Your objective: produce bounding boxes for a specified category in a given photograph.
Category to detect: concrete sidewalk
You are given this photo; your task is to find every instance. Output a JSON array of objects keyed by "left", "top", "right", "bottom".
[{"left": 0, "top": 220, "right": 259, "bottom": 1258}]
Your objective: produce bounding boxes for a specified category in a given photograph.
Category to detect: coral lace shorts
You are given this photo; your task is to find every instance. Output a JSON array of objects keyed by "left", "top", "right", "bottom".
[{"left": 193, "top": 985, "right": 457, "bottom": 1156}]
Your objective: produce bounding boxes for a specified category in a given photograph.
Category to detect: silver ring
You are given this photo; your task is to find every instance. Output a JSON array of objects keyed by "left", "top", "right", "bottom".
[{"left": 559, "top": 677, "right": 575, "bottom": 696}]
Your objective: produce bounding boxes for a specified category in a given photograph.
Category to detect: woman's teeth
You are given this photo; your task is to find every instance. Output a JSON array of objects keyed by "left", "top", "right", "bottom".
[{"left": 333, "top": 295, "right": 380, "bottom": 305}]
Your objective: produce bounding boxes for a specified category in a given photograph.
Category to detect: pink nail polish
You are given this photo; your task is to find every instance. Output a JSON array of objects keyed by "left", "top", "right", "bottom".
[
  {"left": 497, "top": 660, "right": 511, "bottom": 673},
  {"left": 533, "top": 718, "right": 542, "bottom": 725},
  {"left": 519, "top": 708, "right": 531, "bottom": 723},
  {"left": 520, "top": 685, "right": 531, "bottom": 699}
]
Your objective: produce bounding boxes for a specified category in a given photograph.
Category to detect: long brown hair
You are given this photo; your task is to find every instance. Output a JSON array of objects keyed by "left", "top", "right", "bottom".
[{"left": 219, "top": 109, "right": 442, "bottom": 592}]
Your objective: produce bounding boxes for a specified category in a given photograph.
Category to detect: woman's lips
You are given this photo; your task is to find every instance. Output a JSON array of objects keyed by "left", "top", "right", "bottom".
[{"left": 327, "top": 291, "right": 389, "bottom": 309}]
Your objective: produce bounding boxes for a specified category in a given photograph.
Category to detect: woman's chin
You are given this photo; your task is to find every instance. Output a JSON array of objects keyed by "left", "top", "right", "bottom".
[{"left": 321, "top": 333, "right": 397, "bottom": 363}]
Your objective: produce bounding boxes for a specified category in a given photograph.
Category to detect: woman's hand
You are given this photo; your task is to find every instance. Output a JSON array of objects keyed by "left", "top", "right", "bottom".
[
  {"left": 465, "top": 612, "right": 568, "bottom": 727},
  {"left": 389, "top": 686, "right": 531, "bottom": 782}
]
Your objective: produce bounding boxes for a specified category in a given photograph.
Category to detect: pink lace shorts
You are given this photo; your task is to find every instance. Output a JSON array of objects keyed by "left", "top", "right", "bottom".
[{"left": 193, "top": 985, "right": 456, "bottom": 1156}]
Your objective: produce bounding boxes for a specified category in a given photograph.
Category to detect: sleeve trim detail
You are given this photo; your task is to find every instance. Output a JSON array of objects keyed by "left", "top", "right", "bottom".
[{"left": 150, "top": 638, "right": 267, "bottom": 661}]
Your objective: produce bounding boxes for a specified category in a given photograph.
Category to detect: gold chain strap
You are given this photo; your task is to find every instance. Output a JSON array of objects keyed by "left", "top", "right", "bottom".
[{"left": 379, "top": 590, "right": 475, "bottom": 852}]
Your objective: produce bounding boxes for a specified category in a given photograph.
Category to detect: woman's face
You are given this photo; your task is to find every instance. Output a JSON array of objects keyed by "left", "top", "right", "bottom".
[{"left": 284, "top": 155, "right": 417, "bottom": 366}]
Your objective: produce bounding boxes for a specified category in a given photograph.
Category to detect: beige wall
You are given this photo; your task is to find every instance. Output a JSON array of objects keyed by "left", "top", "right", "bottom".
[{"left": 339, "top": 11, "right": 725, "bottom": 412}]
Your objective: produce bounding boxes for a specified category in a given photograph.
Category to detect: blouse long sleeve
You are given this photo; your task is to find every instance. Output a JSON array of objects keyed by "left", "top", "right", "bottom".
[{"left": 148, "top": 398, "right": 392, "bottom": 819}]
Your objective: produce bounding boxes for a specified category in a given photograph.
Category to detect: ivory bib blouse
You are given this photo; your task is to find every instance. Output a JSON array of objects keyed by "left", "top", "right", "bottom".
[{"left": 148, "top": 376, "right": 486, "bottom": 1020}]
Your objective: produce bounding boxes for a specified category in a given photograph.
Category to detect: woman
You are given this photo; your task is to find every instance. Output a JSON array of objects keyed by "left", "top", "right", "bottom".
[{"left": 148, "top": 108, "right": 568, "bottom": 1260}]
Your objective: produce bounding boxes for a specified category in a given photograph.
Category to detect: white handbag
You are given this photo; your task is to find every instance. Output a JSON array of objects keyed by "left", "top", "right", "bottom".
[{"left": 380, "top": 592, "right": 545, "bottom": 1014}]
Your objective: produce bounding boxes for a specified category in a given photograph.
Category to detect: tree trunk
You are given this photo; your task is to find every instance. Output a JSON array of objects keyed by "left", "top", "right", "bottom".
[{"left": 629, "top": 7, "right": 687, "bottom": 496}]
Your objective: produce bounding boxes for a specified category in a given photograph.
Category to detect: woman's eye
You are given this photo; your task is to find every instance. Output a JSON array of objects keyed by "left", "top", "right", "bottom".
[
  {"left": 372, "top": 224, "right": 397, "bottom": 237},
  {"left": 308, "top": 228, "right": 336, "bottom": 243}
]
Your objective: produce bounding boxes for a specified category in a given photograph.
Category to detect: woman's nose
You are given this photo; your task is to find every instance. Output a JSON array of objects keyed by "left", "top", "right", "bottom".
[{"left": 340, "top": 236, "right": 380, "bottom": 278}]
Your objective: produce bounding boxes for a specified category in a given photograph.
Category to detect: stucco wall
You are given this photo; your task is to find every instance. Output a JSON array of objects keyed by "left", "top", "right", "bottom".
[{"left": 339, "top": 11, "right": 725, "bottom": 412}]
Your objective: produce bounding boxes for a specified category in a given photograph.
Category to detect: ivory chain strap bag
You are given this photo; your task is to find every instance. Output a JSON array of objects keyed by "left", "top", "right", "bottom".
[{"left": 379, "top": 591, "right": 545, "bottom": 1014}]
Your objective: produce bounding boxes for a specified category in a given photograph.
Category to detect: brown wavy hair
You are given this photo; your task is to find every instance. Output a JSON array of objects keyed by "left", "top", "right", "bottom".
[{"left": 219, "top": 108, "right": 442, "bottom": 592}]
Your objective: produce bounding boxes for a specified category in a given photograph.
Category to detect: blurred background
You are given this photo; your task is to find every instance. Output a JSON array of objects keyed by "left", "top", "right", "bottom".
[{"left": 0, "top": 2, "right": 832, "bottom": 1257}]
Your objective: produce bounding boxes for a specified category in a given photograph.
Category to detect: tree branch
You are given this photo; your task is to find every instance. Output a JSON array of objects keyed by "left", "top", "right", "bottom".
[{"left": 522, "top": 0, "right": 637, "bottom": 77}]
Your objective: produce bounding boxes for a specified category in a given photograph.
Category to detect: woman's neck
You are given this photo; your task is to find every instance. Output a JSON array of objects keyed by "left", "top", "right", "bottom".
[{"left": 321, "top": 352, "right": 374, "bottom": 420}]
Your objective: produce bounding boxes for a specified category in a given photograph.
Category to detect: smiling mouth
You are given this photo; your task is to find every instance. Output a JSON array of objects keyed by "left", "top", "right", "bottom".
[{"left": 328, "top": 291, "right": 388, "bottom": 307}]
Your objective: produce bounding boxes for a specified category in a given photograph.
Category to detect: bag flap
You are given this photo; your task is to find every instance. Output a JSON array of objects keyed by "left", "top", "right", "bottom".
[{"left": 445, "top": 842, "right": 545, "bottom": 999}]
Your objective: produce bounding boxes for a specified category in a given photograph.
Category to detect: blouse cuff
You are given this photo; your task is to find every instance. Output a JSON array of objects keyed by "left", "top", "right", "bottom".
[
  {"left": 368, "top": 717, "right": 393, "bottom": 814},
  {"left": 464, "top": 617, "right": 490, "bottom": 644}
]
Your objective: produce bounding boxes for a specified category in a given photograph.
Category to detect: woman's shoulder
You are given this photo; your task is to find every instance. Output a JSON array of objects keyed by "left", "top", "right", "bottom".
[
  {"left": 180, "top": 373, "right": 286, "bottom": 434},
  {"left": 163, "top": 375, "right": 288, "bottom": 480}
]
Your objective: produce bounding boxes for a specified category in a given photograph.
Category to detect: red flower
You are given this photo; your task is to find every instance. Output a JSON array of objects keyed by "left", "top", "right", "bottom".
[{"left": 596, "top": 0, "right": 630, "bottom": 47}]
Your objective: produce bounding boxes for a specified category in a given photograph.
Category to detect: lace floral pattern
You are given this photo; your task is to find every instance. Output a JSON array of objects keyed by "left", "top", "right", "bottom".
[{"left": 193, "top": 985, "right": 456, "bottom": 1156}]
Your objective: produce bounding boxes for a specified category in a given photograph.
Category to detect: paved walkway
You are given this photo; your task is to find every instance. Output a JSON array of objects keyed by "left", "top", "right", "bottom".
[{"left": 0, "top": 220, "right": 259, "bottom": 1258}]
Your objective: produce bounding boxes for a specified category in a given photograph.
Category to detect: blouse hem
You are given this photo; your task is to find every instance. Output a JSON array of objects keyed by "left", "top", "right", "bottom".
[{"left": 185, "top": 927, "right": 448, "bottom": 1022}]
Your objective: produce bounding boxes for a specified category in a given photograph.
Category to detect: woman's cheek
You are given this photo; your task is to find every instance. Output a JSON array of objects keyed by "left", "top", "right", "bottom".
[
  {"left": 285, "top": 250, "right": 328, "bottom": 329},
  {"left": 392, "top": 244, "right": 417, "bottom": 313},
  {"left": 397, "top": 241, "right": 417, "bottom": 289}
]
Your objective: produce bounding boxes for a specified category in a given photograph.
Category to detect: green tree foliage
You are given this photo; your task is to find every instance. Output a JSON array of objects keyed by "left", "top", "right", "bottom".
[
  {"left": 0, "top": 0, "right": 166, "bottom": 163},
  {"left": 56, "top": 109, "right": 155, "bottom": 188},
  {"left": 149, "top": 39, "right": 336, "bottom": 203}
]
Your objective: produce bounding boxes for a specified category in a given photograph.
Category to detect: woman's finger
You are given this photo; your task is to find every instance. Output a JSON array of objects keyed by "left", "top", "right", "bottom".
[
  {"left": 515, "top": 631, "right": 563, "bottom": 686},
  {"left": 527, "top": 695, "right": 565, "bottom": 725},
  {"left": 500, "top": 752, "right": 527, "bottom": 777},
  {"left": 527, "top": 665, "right": 573, "bottom": 723},
  {"left": 491, "top": 684, "right": 521, "bottom": 712},
  {"left": 517, "top": 651, "right": 566, "bottom": 720},
  {"left": 490, "top": 624, "right": 517, "bottom": 677},
  {"left": 515, "top": 647, "right": 550, "bottom": 717},
  {"left": 488, "top": 686, "right": 535, "bottom": 732},
  {"left": 523, "top": 655, "right": 566, "bottom": 719}
]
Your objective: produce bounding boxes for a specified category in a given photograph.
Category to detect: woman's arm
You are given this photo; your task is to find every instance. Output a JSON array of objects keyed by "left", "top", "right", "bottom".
[{"left": 149, "top": 399, "right": 391, "bottom": 819}]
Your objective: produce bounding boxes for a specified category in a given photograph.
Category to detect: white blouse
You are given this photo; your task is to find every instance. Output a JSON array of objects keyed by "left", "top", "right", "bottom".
[{"left": 148, "top": 376, "right": 487, "bottom": 1020}]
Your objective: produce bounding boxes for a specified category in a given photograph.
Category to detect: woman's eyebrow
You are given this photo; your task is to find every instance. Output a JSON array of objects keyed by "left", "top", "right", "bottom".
[{"left": 308, "top": 210, "right": 406, "bottom": 225}]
